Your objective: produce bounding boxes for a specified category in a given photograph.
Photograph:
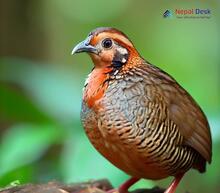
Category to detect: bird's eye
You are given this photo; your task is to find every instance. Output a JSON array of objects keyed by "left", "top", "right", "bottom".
[{"left": 102, "top": 38, "right": 112, "bottom": 49}]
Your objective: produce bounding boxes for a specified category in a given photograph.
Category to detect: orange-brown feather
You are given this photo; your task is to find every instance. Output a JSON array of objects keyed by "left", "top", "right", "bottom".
[{"left": 83, "top": 67, "right": 111, "bottom": 108}]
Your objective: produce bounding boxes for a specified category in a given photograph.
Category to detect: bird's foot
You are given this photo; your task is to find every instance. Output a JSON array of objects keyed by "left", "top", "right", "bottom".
[{"left": 106, "top": 177, "right": 139, "bottom": 193}]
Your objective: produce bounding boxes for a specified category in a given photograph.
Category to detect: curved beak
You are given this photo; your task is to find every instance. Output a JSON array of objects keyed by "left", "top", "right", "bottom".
[{"left": 71, "top": 36, "right": 98, "bottom": 55}]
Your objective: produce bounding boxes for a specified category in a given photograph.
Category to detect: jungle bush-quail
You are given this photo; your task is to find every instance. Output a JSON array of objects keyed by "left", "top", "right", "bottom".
[{"left": 71, "top": 27, "right": 212, "bottom": 193}]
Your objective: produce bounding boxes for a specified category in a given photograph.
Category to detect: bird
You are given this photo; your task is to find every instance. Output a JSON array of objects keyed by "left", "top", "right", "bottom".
[{"left": 71, "top": 27, "right": 212, "bottom": 193}]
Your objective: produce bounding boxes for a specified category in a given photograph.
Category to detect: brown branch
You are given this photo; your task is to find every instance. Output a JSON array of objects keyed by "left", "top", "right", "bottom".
[{"left": 0, "top": 179, "right": 165, "bottom": 193}]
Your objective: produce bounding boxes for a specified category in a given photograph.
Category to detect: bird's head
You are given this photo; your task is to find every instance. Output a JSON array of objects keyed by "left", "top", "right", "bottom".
[{"left": 72, "top": 27, "right": 140, "bottom": 69}]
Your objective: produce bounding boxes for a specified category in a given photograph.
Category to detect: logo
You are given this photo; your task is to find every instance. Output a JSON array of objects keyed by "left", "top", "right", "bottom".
[
  {"left": 163, "top": 10, "right": 172, "bottom": 18},
  {"left": 163, "top": 8, "right": 211, "bottom": 19}
]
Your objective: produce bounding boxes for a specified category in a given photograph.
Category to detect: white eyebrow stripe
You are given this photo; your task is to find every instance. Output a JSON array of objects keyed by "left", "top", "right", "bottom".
[{"left": 117, "top": 46, "right": 128, "bottom": 55}]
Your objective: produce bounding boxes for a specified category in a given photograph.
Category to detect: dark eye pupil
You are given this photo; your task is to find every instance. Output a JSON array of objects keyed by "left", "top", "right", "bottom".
[{"left": 102, "top": 39, "right": 112, "bottom": 48}]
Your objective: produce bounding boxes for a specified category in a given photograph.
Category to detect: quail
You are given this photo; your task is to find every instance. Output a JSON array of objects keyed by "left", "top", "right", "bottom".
[{"left": 71, "top": 27, "right": 212, "bottom": 193}]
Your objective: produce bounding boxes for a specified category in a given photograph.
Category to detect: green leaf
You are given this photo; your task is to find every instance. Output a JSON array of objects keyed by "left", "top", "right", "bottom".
[
  {"left": 0, "top": 124, "right": 63, "bottom": 176},
  {"left": 0, "top": 84, "right": 51, "bottom": 123}
]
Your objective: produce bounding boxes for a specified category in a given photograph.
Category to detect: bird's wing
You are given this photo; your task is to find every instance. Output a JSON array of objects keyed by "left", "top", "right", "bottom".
[{"left": 142, "top": 64, "right": 212, "bottom": 163}]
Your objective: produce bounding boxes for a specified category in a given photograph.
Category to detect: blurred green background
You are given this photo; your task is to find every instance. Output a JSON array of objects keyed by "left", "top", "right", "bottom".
[{"left": 0, "top": 0, "right": 219, "bottom": 193}]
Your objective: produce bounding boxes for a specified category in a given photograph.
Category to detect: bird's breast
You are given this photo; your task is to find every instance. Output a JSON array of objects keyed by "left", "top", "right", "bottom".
[{"left": 81, "top": 77, "right": 168, "bottom": 179}]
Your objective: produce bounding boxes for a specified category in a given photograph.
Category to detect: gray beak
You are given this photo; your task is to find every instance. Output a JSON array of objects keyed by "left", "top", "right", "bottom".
[{"left": 71, "top": 36, "right": 98, "bottom": 55}]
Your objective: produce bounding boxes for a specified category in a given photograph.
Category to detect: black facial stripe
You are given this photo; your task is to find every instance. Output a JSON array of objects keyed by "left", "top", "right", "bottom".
[
  {"left": 112, "top": 61, "right": 124, "bottom": 69},
  {"left": 112, "top": 50, "right": 129, "bottom": 68}
]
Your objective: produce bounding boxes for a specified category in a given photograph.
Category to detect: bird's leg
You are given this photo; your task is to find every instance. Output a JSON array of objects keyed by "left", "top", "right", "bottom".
[
  {"left": 164, "top": 173, "right": 184, "bottom": 193},
  {"left": 107, "top": 177, "right": 140, "bottom": 193},
  {"left": 118, "top": 177, "right": 140, "bottom": 193}
]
